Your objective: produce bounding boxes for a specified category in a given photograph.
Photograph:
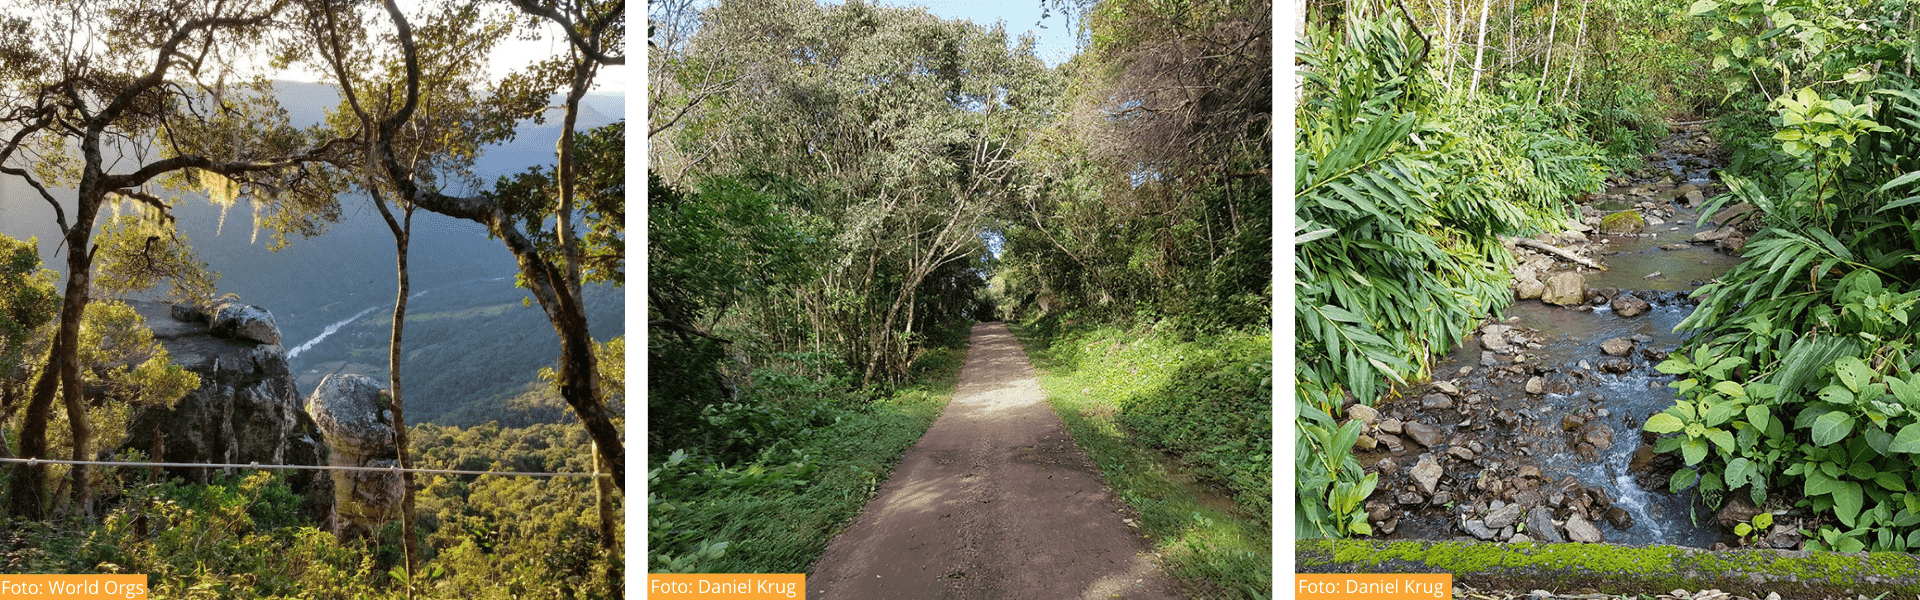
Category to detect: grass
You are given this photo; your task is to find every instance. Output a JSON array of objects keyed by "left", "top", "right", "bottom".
[
  {"left": 646, "top": 346, "right": 963, "bottom": 574},
  {"left": 1010, "top": 320, "right": 1272, "bottom": 600}
]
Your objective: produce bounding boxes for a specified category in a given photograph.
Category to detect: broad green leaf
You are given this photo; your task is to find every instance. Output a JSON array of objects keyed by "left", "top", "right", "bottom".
[
  {"left": 1688, "top": 0, "right": 1720, "bottom": 15},
  {"left": 1713, "top": 380, "right": 1747, "bottom": 398},
  {"left": 1682, "top": 437, "right": 1709, "bottom": 465},
  {"left": 1707, "top": 428, "right": 1737, "bottom": 454},
  {"left": 1819, "top": 385, "right": 1856, "bottom": 405},
  {"left": 1725, "top": 457, "right": 1754, "bottom": 488},
  {"left": 1812, "top": 411, "right": 1856, "bottom": 446},
  {"left": 1878, "top": 471, "right": 1909, "bottom": 492},
  {"left": 1891, "top": 423, "right": 1920, "bottom": 453},
  {"left": 1646, "top": 413, "right": 1687, "bottom": 434},
  {"left": 1807, "top": 468, "right": 1844, "bottom": 496},
  {"left": 1746, "top": 405, "right": 1771, "bottom": 432},
  {"left": 1836, "top": 356, "right": 1874, "bottom": 393},
  {"left": 1836, "top": 482, "right": 1864, "bottom": 527},
  {"left": 1671, "top": 467, "right": 1700, "bottom": 492}
]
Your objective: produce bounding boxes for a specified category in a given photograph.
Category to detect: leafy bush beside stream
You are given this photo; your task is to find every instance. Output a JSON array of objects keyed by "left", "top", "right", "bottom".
[{"left": 1639, "top": 0, "right": 1920, "bottom": 552}]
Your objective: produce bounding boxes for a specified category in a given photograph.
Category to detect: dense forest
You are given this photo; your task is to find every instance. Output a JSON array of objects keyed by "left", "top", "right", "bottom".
[
  {"left": 648, "top": 0, "right": 1271, "bottom": 595},
  {"left": 1301, "top": 0, "right": 1920, "bottom": 589},
  {"left": 0, "top": 0, "right": 623, "bottom": 597}
]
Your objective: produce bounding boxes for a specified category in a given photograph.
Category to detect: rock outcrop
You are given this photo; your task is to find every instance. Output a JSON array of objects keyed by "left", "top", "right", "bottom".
[
  {"left": 307, "top": 373, "right": 403, "bottom": 541},
  {"left": 123, "top": 301, "right": 331, "bottom": 524}
]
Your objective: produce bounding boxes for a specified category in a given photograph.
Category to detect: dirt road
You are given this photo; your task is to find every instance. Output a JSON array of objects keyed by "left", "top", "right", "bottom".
[{"left": 808, "top": 322, "right": 1179, "bottom": 599}]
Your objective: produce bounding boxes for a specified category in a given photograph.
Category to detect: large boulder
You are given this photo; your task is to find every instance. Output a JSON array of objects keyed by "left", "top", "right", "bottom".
[
  {"left": 207, "top": 299, "right": 281, "bottom": 345},
  {"left": 1599, "top": 211, "right": 1647, "bottom": 234},
  {"left": 1542, "top": 272, "right": 1587, "bottom": 306},
  {"left": 122, "top": 301, "right": 330, "bottom": 524},
  {"left": 308, "top": 374, "right": 404, "bottom": 541}
]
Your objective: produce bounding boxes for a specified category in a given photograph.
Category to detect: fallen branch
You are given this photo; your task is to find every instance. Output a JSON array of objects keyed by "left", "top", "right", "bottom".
[{"left": 1514, "top": 238, "right": 1608, "bottom": 271}]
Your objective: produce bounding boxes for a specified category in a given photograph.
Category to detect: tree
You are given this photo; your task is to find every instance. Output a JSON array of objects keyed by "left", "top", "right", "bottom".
[
  {"left": 0, "top": 0, "right": 345, "bottom": 519},
  {"left": 348, "top": 2, "right": 625, "bottom": 590}
]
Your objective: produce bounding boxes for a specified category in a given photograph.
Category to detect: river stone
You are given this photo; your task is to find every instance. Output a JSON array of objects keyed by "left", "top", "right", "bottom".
[
  {"left": 1378, "top": 418, "right": 1404, "bottom": 435},
  {"left": 1602, "top": 337, "right": 1635, "bottom": 356},
  {"left": 1461, "top": 518, "right": 1497, "bottom": 540},
  {"left": 1422, "top": 394, "right": 1454, "bottom": 410},
  {"left": 1375, "top": 433, "right": 1406, "bottom": 453},
  {"left": 1366, "top": 499, "right": 1393, "bottom": 522},
  {"left": 1432, "top": 491, "right": 1453, "bottom": 506},
  {"left": 1684, "top": 190, "right": 1706, "bottom": 205},
  {"left": 1612, "top": 294, "right": 1651, "bottom": 318},
  {"left": 1411, "top": 455, "right": 1443, "bottom": 495},
  {"left": 1599, "top": 210, "right": 1647, "bottom": 234},
  {"left": 1480, "top": 328, "right": 1511, "bottom": 352},
  {"left": 1561, "top": 414, "right": 1586, "bottom": 431},
  {"left": 1715, "top": 493, "right": 1765, "bottom": 531},
  {"left": 1517, "top": 465, "right": 1542, "bottom": 480},
  {"left": 1346, "top": 403, "right": 1380, "bottom": 427},
  {"left": 1526, "top": 507, "right": 1566, "bottom": 543},
  {"left": 1447, "top": 446, "right": 1475, "bottom": 461},
  {"left": 1432, "top": 380, "right": 1460, "bottom": 396},
  {"left": 1719, "top": 233, "right": 1748, "bottom": 253},
  {"left": 1601, "top": 358, "right": 1634, "bottom": 373},
  {"left": 1542, "top": 272, "right": 1587, "bottom": 307},
  {"left": 1566, "top": 513, "right": 1605, "bottom": 543},
  {"left": 1480, "top": 351, "right": 1502, "bottom": 366},
  {"left": 1660, "top": 243, "right": 1691, "bottom": 251},
  {"left": 1563, "top": 218, "right": 1592, "bottom": 233},
  {"left": 1605, "top": 506, "right": 1634, "bottom": 530},
  {"left": 1692, "top": 226, "right": 1737, "bottom": 243},
  {"left": 1484, "top": 503, "right": 1526, "bottom": 530},
  {"left": 1515, "top": 277, "right": 1546, "bottom": 300},
  {"left": 1355, "top": 435, "right": 1377, "bottom": 450},
  {"left": 1525, "top": 376, "right": 1545, "bottom": 395},
  {"left": 1398, "top": 491, "right": 1424, "bottom": 505},
  {"left": 1378, "top": 517, "right": 1398, "bottom": 535},
  {"left": 1712, "top": 202, "right": 1758, "bottom": 227},
  {"left": 1585, "top": 426, "right": 1615, "bottom": 450},
  {"left": 1404, "top": 422, "right": 1443, "bottom": 448},
  {"left": 1509, "top": 533, "right": 1533, "bottom": 544},
  {"left": 1768, "top": 523, "right": 1804, "bottom": 549}
]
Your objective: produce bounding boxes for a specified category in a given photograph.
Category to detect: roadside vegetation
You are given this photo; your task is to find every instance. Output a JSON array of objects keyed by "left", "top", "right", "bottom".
[{"left": 649, "top": 0, "right": 1269, "bottom": 590}]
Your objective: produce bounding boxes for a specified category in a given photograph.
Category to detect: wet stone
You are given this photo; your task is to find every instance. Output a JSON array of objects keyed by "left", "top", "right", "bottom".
[
  {"left": 1584, "top": 427, "right": 1615, "bottom": 450},
  {"left": 1366, "top": 500, "right": 1392, "bottom": 522},
  {"left": 1346, "top": 403, "right": 1380, "bottom": 426},
  {"left": 1566, "top": 513, "right": 1605, "bottom": 543},
  {"left": 1601, "top": 337, "right": 1635, "bottom": 356},
  {"left": 1481, "top": 351, "right": 1501, "bottom": 367},
  {"left": 1447, "top": 446, "right": 1475, "bottom": 461},
  {"left": 1661, "top": 243, "right": 1692, "bottom": 251},
  {"left": 1404, "top": 422, "right": 1443, "bottom": 448},
  {"left": 1356, "top": 435, "right": 1378, "bottom": 450},
  {"left": 1422, "top": 394, "right": 1454, "bottom": 410},
  {"left": 1601, "top": 359, "right": 1634, "bottom": 374},
  {"left": 1525, "top": 376, "right": 1545, "bottom": 395},
  {"left": 1432, "top": 380, "right": 1460, "bottom": 396},
  {"left": 1605, "top": 506, "right": 1634, "bottom": 530},
  {"left": 1378, "top": 418, "right": 1404, "bottom": 435},
  {"left": 1509, "top": 533, "right": 1533, "bottom": 544},
  {"left": 1378, "top": 517, "right": 1398, "bottom": 535},
  {"left": 1461, "top": 518, "right": 1497, "bottom": 540},
  {"left": 1411, "top": 455, "right": 1444, "bottom": 495},
  {"left": 1398, "top": 491, "right": 1425, "bottom": 505},
  {"left": 1517, "top": 465, "right": 1542, "bottom": 480},
  {"left": 1375, "top": 433, "right": 1406, "bottom": 453},
  {"left": 1612, "top": 294, "right": 1652, "bottom": 318},
  {"left": 1431, "top": 491, "right": 1453, "bottom": 506},
  {"left": 1527, "top": 507, "right": 1566, "bottom": 543},
  {"left": 1484, "top": 503, "right": 1526, "bottom": 530},
  {"left": 1561, "top": 414, "right": 1586, "bottom": 431}
]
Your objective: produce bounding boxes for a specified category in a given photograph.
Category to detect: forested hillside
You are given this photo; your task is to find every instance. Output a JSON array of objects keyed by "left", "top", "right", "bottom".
[
  {"left": 0, "top": 0, "right": 623, "bottom": 596},
  {"left": 648, "top": 0, "right": 1270, "bottom": 595}
]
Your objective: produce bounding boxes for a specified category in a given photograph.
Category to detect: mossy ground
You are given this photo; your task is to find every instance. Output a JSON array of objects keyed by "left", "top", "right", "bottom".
[{"left": 1299, "top": 539, "right": 1920, "bottom": 596}]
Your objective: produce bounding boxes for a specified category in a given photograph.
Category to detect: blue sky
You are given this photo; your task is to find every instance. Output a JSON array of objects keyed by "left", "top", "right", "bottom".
[{"left": 843, "top": 0, "right": 1084, "bottom": 67}]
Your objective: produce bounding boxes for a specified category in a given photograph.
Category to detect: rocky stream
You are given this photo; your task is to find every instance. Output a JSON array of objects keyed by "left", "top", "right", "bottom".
[{"left": 1351, "top": 122, "right": 1801, "bottom": 552}]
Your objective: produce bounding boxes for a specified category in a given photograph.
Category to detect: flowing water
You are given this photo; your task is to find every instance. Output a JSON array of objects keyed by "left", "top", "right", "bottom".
[{"left": 1369, "top": 124, "right": 1745, "bottom": 548}]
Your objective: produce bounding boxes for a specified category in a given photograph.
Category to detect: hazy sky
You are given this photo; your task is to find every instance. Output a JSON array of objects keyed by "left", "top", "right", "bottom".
[{"left": 867, "top": 0, "right": 1084, "bottom": 67}]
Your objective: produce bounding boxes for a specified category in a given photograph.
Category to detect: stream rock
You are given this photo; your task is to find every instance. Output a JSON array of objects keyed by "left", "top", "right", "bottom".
[
  {"left": 1605, "top": 506, "right": 1634, "bottom": 530},
  {"left": 1484, "top": 503, "right": 1526, "bottom": 530},
  {"left": 1461, "top": 518, "right": 1497, "bottom": 540},
  {"left": 1712, "top": 202, "right": 1758, "bottom": 228},
  {"left": 1404, "top": 422, "right": 1443, "bottom": 448},
  {"left": 1599, "top": 210, "right": 1647, "bottom": 234},
  {"left": 1542, "top": 272, "right": 1587, "bottom": 306},
  {"left": 1602, "top": 337, "right": 1635, "bottom": 356},
  {"left": 1692, "top": 226, "right": 1737, "bottom": 243},
  {"left": 1526, "top": 507, "right": 1566, "bottom": 543},
  {"left": 1612, "top": 294, "right": 1651, "bottom": 318},
  {"left": 1715, "top": 493, "right": 1765, "bottom": 531},
  {"left": 1411, "top": 455, "right": 1444, "bottom": 495},
  {"left": 1421, "top": 394, "right": 1454, "bottom": 410},
  {"left": 1346, "top": 403, "right": 1380, "bottom": 427},
  {"left": 1514, "top": 277, "right": 1546, "bottom": 300},
  {"left": 1566, "top": 513, "right": 1606, "bottom": 543},
  {"left": 1378, "top": 418, "right": 1404, "bottom": 435},
  {"left": 1525, "top": 376, "right": 1545, "bottom": 395},
  {"left": 1432, "top": 380, "right": 1460, "bottom": 396}
]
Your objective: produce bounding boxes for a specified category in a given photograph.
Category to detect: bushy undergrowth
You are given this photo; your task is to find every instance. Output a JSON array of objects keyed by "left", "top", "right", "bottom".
[
  {"left": 1638, "top": 0, "right": 1920, "bottom": 553},
  {"left": 646, "top": 346, "right": 960, "bottom": 573},
  {"left": 0, "top": 421, "right": 620, "bottom": 599},
  {"left": 1012, "top": 318, "right": 1270, "bottom": 599}
]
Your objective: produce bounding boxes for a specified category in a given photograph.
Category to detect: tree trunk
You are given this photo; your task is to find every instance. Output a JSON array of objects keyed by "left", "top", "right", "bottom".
[
  {"left": 11, "top": 181, "right": 103, "bottom": 519},
  {"left": 1557, "top": 0, "right": 1588, "bottom": 105},
  {"left": 1470, "top": 0, "right": 1492, "bottom": 95},
  {"left": 377, "top": 197, "right": 419, "bottom": 595},
  {"left": 1535, "top": 0, "right": 1560, "bottom": 105}
]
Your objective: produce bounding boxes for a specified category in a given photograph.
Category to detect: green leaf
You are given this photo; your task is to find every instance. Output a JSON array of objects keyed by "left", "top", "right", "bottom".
[
  {"left": 1646, "top": 413, "right": 1687, "bottom": 434},
  {"left": 1707, "top": 428, "right": 1737, "bottom": 454},
  {"left": 1819, "top": 384, "right": 1856, "bottom": 405},
  {"left": 1890, "top": 423, "right": 1920, "bottom": 453},
  {"left": 1746, "top": 405, "right": 1771, "bottom": 432},
  {"left": 1812, "top": 411, "right": 1856, "bottom": 446},
  {"left": 1672, "top": 467, "right": 1701, "bottom": 492},
  {"left": 1836, "top": 356, "right": 1874, "bottom": 393},
  {"left": 1688, "top": 0, "right": 1721, "bottom": 15},
  {"left": 1877, "top": 471, "right": 1909, "bottom": 492},
  {"left": 1807, "top": 468, "right": 1844, "bottom": 496},
  {"left": 1682, "top": 437, "right": 1710, "bottom": 465},
  {"left": 1726, "top": 457, "right": 1755, "bottom": 488},
  {"left": 1836, "top": 481, "right": 1865, "bottom": 527},
  {"left": 1713, "top": 380, "right": 1748, "bottom": 398}
]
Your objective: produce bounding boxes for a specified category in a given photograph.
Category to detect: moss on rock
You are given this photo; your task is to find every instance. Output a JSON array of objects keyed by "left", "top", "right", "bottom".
[{"left": 1599, "top": 210, "right": 1647, "bottom": 234}]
